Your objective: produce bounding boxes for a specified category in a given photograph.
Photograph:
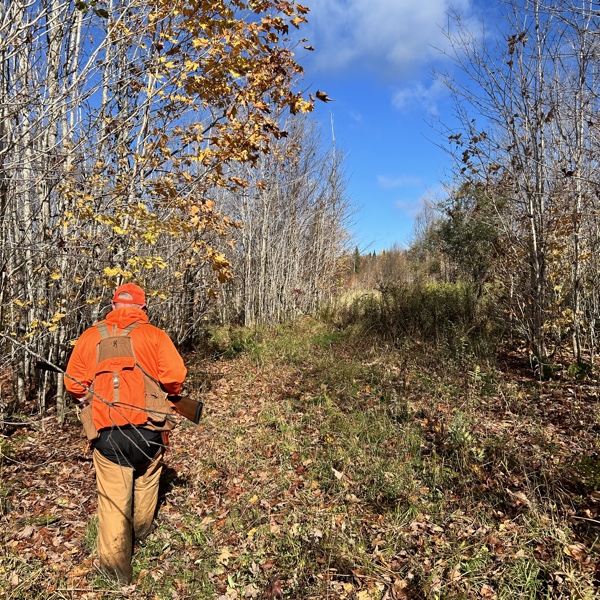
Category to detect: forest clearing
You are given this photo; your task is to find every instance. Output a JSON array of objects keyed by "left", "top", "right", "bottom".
[{"left": 1, "top": 317, "right": 598, "bottom": 599}]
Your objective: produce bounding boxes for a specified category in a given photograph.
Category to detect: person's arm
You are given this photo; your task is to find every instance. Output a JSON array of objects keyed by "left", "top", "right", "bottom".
[
  {"left": 156, "top": 331, "right": 187, "bottom": 395},
  {"left": 64, "top": 330, "right": 95, "bottom": 399}
]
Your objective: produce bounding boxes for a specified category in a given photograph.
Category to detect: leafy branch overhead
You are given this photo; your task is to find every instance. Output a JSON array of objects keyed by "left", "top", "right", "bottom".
[{"left": 57, "top": 0, "right": 316, "bottom": 281}]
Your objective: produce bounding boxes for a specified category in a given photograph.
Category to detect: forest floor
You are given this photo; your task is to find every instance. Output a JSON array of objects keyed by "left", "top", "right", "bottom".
[{"left": 0, "top": 317, "right": 599, "bottom": 599}]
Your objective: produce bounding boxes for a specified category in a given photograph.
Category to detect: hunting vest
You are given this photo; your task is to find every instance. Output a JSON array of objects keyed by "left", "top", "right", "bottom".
[{"left": 79, "top": 322, "right": 175, "bottom": 440}]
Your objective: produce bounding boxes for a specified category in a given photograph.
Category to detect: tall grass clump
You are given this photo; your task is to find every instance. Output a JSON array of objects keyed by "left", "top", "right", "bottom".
[{"left": 336, "top": 282, "right": 498, "bottom": 357}]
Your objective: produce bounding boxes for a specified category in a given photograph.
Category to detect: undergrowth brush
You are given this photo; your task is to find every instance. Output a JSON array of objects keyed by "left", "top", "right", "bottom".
[{"left": 332, "top": 281, "right": 501, "bottom": 361}]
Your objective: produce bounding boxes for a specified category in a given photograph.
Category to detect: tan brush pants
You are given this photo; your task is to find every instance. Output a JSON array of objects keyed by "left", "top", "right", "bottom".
[{"left": 93, "top": 448, "right": 163, "bottom": 584}]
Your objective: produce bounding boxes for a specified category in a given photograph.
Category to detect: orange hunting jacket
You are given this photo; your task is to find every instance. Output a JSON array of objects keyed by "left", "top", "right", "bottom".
[{"left": 65, "top": 307, "right": 187, "bottom": 430}]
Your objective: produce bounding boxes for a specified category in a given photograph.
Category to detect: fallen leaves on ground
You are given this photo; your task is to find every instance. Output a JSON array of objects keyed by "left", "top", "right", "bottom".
[{"left": 0, "top": 334, "right": 598, "bottom": 598}]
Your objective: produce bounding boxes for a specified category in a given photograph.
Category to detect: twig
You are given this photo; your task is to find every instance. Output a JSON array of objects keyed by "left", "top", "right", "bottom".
[
  {"left": 57, "top": 590, "right": 127, "bottom": 595},
  {"left": 1, "top": 451, "right": 58, "bottom": 468},
  {"left": 572, "top": 515, "right": 600, "bottom": 526}
]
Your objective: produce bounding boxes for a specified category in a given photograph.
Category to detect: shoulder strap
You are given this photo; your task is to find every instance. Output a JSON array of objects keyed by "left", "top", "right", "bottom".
[
  {"left": 95, "top": 321, "right": 139, "bottom": 338},
  {"left": 96, "top": 322, "right": 110, "bottom": 339},
  {"left": 121, "top": 322, "right": 139, "bottom": 336}
]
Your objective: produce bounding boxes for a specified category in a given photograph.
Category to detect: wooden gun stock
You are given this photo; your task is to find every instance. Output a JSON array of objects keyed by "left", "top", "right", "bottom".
[{"left": 168, "top": 395, "right": 203, "bottom": 425}]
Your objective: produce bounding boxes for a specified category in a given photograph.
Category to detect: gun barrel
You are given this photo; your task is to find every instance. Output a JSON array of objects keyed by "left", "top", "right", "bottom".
[{"left": 35, "top": 361, "right": 65, "bottom": 373}]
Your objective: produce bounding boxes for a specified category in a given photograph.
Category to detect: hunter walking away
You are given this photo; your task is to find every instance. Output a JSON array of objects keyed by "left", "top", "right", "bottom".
[{"left": 65, "top": 284, "right": 188, "bottom": 584}]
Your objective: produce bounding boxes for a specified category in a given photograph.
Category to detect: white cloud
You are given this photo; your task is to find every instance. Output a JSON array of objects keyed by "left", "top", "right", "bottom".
[
  {"left": 392, "top": 79, "right": 446, "bottom": 115},
  {"left": 395, "top": 197, "right": 425, "bottom": 219},
  {"left": 378, "top": 174, "right": 423, "bottom": 188},
  {"left": 395, "top": 184, "right": 447, "bottom": 218},
  {"left": 348, "top": 110, "right": 364, "bottom": 124},
  {"left": 304, "top": 0, "right": 474, "bottom": 78}
]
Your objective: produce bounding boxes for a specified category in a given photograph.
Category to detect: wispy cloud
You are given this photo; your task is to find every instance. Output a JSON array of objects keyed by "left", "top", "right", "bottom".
[
  {"left": 348, "top": 110, "right": 364, "bottom": 124},
  {"left": 395, "top": 197, "right": 426, "bottom": 219},
  {"left": 378, "top": 174, "right": 423, "bottom": 188},
  {"left": 392, "top": 79, "right": 446, "bottom": 114},
  {"left": 396, "top": 184, "right": 447, "bottom": 219},
  {"left": 304, "top": 0, "right": 474, "bottom": 78}
]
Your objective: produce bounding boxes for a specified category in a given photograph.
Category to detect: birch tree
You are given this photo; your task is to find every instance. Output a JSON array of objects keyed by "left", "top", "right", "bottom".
[
  {"left": 439, "top": 0, "right": 600, "bottom": 367},
  {"left": 218, "top": 116, "right": 351, "bottom": 326},
  {"left": 0, "top": 0, "right": 316, "bottom": 423}
]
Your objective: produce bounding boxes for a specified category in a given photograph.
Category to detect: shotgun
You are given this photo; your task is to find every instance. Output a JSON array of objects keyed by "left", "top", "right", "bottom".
[
  {"left": 168, "top": 395, "right": 204, "bottom": 424},
  {"left": 35, "top": 361, "right": 203, "bottom": 425}
]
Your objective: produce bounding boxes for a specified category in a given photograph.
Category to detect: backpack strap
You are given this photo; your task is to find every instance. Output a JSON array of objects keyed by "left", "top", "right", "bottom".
[
  {"left": 96, "top": 322, "right": 111, "bottom": 339},
  {"left": 95, "top": 321, "right": 139, "bottom": 338},
  {"left": 121, "top": 322, "right": 139, "bottom": 336}
]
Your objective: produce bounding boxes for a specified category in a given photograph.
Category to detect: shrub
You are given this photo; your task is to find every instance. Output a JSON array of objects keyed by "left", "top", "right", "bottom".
[
  {"left": 204, "top": 325, "right": 258, "bottom": 358},
  {"left": 335, "top": 282, "right": 498, "bottom": 356}
]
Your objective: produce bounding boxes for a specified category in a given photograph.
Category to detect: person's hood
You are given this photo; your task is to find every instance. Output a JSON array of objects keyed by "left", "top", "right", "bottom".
[{"left": 104, "top": 307, "right": 149, "bottom": 328}]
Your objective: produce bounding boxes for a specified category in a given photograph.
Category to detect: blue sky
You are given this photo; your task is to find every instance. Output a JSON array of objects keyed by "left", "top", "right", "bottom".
[{"left": 299, "top": 0, "right": 484, "bottom": 253}]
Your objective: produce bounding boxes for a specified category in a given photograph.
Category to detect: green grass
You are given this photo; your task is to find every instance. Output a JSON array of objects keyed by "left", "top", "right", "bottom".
[
  {"left": 84, "top": 515, "right": 98, "bottom": 554},
  {"left": 0, "top": 317, "right": 598, "bottom": 599}
]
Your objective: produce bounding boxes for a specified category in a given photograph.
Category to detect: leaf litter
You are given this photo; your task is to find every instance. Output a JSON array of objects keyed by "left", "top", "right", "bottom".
[{"left": 0, "top": 329, "right": 599, "bottom": 598}]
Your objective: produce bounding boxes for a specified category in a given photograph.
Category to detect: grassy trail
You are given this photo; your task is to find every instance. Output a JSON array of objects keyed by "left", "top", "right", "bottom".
[{"left": 0, "top": 319, "right": 598, "bottom": 598}]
